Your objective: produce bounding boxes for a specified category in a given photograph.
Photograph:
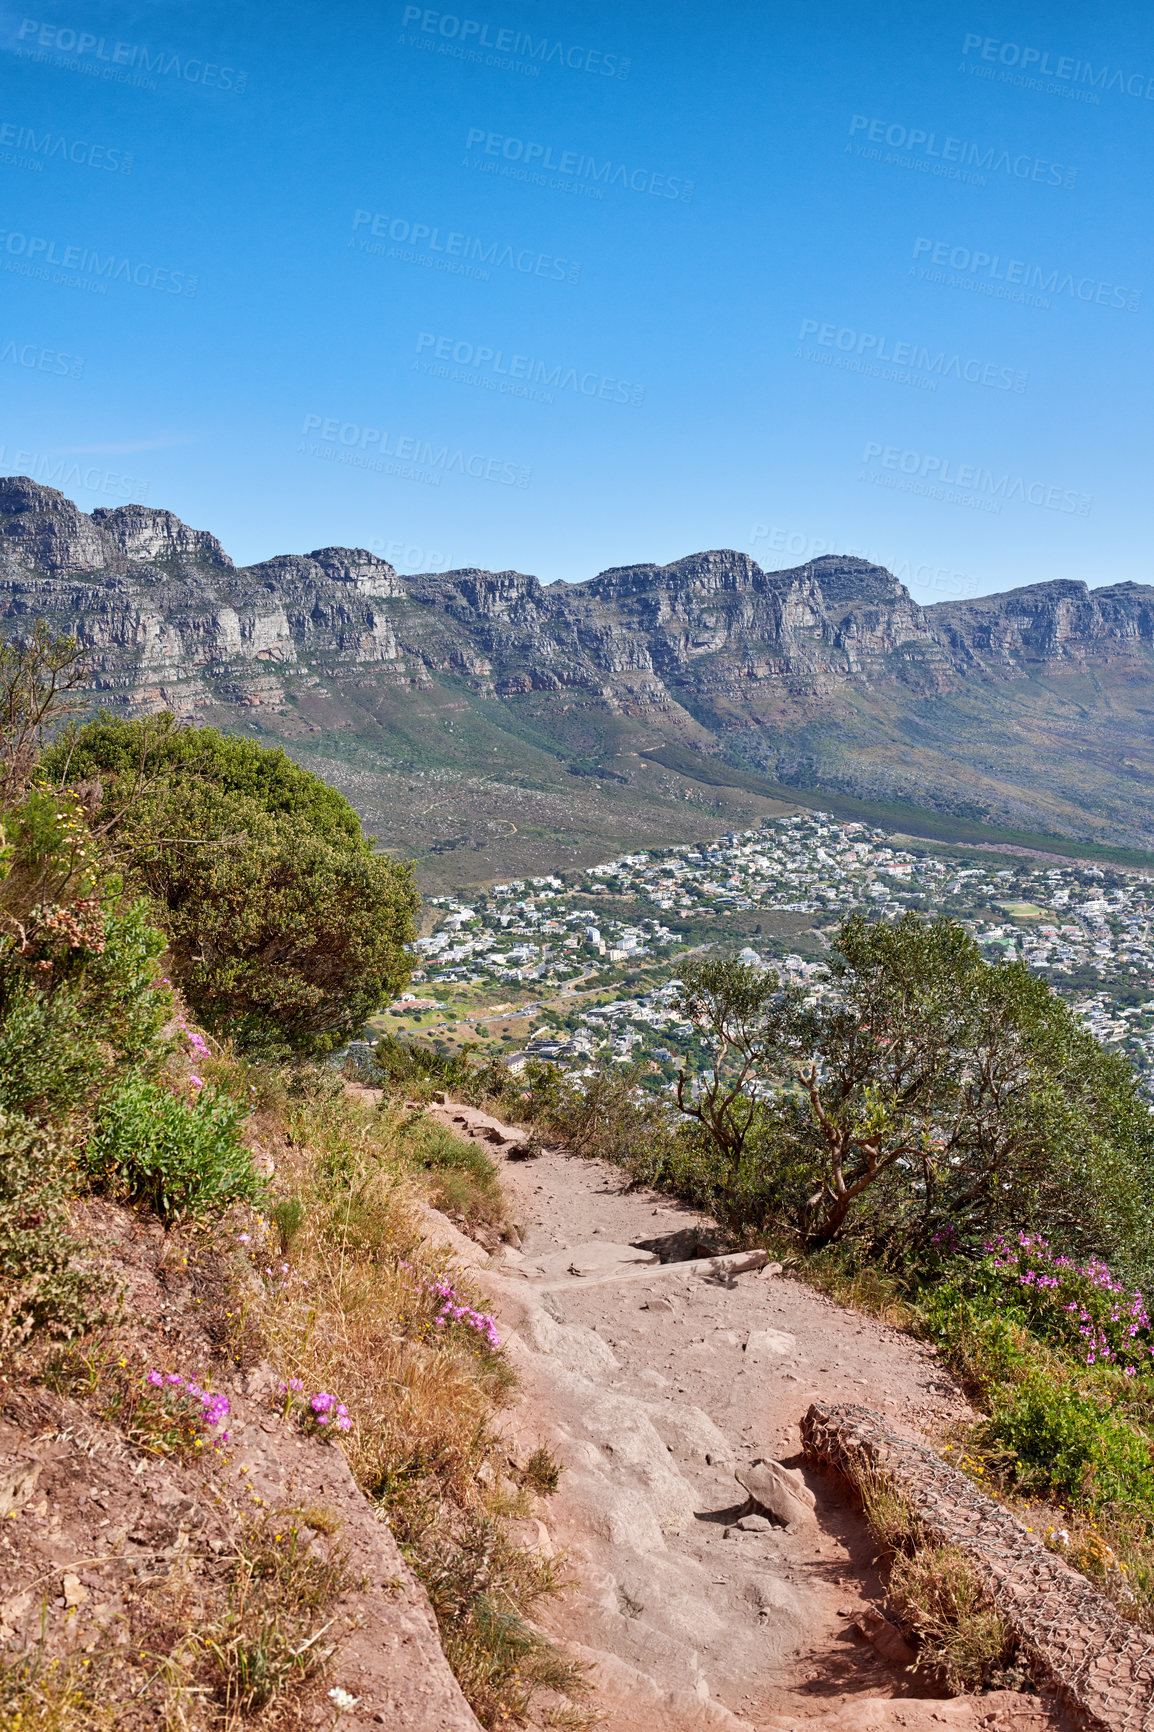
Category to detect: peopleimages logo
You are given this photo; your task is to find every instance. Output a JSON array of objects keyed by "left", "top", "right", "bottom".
[
  {"left": 0, "top": 118, "right": 134, "bottom": 173},
  {"left": 414, "top": 332, "right": 645, "bottom": 406},
  {"left": 13, "top": 18, "right": 247, "bottom": 91},
  {"left": 299, "top": 415, "right": 531, "bottom": 488},
  {"left": 961, "top": 33, "right": 1154, "bottom": 101},
  {"left": 861, "top": 442, "right": 1092, "bottom": 516},
  {"left": 0, "top": 229, "right": 197, "bottom": 296},
  {"left": 463, "top": 128, "right": 694, "bottom": 201},
  {"left": 749, "top": 525, "right": 981, "bottom": 597},
  {"left": 848, "top": 115, "right": 1077, "bottom": 189},
  {"left": 0, "top": 449, "right": 147, "bottom": 498},
  {"left": 1, "top": 336, "right": 85, "bottom": 377},
  {"left": 399, "top": 8, "right": 630, "bottom": 78},
  {"left": 366, "top": 536, "right": 451, "bottom": 574},
  {"left": 798, "top": 319, "right": 1027, "bottom": 392},
  {"left": 351, "top": 209, "right": 581, "bottom": 283},
  {"left": 910, "top": 238, "right": 1140, "bottom": 313}
]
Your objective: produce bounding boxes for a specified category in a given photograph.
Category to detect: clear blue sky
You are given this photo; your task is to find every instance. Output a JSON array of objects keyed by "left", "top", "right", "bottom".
[{"left": 2, "top": 0, "right": 1150, "bottom": 600}]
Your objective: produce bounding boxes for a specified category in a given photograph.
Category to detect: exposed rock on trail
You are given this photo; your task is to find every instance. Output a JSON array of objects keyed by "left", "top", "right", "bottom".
[{"left": 428, "top": 1098, "right": 1071, "bottom": 1732}]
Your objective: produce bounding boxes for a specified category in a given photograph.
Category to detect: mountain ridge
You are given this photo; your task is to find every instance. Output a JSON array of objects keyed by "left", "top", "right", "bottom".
[{"left": 3, "top": 476, "right": 1154, "bottom": 867}]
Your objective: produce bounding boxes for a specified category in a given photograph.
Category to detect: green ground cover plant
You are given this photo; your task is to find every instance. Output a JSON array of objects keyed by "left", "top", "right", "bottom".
[{"left": 85, "top": 1072, "right": 263, "bottom": 1223}]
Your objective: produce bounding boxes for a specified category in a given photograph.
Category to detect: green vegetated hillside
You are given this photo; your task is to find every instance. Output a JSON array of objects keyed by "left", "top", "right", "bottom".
[
  {"left": 270, "top": 678, "right": 804, "bottom": 892},
  {"left": 0, "top": 634, "right": 587, "bottom": 1729},
  {"left": 639, "top": 742, "right": 1154, "bottom": 868},
  {"left": 11, "top": 621, "right": 1154, "bottom": 1700},
  {"left": 227, "top": 667, "right": 1154, "bottom": 892}
]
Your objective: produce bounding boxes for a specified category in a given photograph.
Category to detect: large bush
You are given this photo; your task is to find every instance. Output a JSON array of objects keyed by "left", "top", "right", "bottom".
[
  {"left": 672, "top": 915, "right": 1154, "bottom": 1272},
  {"left": 43, "top": 717, "right": 419, "bottom": 1053}
]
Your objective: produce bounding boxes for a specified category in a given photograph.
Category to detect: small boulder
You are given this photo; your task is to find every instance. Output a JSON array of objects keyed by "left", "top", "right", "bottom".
[
  {"left": 745, "top": 1328, "right": 797, "bottom": 1359},
  {"left": 0, "top": 1459, "right": 41, "bottom": 1518},
  {"left": 736, "top": 1514, "right": 774, "bottom": 1532},
  {"left": 736, "top": 1459, "right": 817, "bottom": 1528},
  {"left": 856, "top": 1606, "right": 916, "bottom": 1667}
]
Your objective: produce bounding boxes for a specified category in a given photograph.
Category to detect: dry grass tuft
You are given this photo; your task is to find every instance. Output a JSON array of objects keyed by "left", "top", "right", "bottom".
[
  {"left": 189, "top": 1507, "right": 351, "bottom": 1721},
  {"left": 857, "top": 1467, "right": 919, "bottom": 1558},
  {"left": 796, "top": 1255, "right": 918, "bottom": 1329},
  {"left": 851, "top": 1463, "right": 1022, "bottom": 1695},
  {"left": 889, "top": 1543, "right": 1017, "bottom": 1693}
]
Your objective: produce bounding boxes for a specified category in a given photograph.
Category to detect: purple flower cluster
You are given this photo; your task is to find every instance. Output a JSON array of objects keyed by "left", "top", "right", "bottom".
[
  {"left": 178, "top": 1016, "right": 211, "bottom": 1060},
  {"left": 145, "top": 1369, "right": 231, "bottom": 1444},
  {"left": 310, "top": 1391, "right": 352, "bottom": 1431},
  {"left": 986, "top": 1232, "right": 1153, "bottom": 1378},
  {"left": 278, "top": 1381, "right": 352, "bottom": 1432},
  {"left": 429, "top": 1279, "right": 501, "bottom": 1350}
]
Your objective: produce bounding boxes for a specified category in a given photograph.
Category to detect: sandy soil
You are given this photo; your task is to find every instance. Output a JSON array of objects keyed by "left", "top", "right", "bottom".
[{"left": 424, "top": 1097, "right": 1071, "bottom": 1732}]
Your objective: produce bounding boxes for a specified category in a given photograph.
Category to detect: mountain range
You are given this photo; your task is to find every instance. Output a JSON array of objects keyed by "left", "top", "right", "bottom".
[{"left": 3, "top": 475, "right": 1154, "bottom": 878}]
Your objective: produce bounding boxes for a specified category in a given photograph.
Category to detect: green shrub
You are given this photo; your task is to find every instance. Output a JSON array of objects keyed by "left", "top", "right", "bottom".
[
  {"left": 0, "top": 1109, "right": 109, "bottom": 1358},
  {"left": 85, "top": 1074, "right": 263, "bottom": 1223},
  {"left": 0, "top": 978, "right": 107, "bottom": 1120},
  {"left": 373, "top": 1033, "right": 475, "bottom": 1095},
  {"left": 45, "top": 715, "right": 365, "bottom": 844},
  {"left": 919, "top": 1287, "right": 1035, "bottom": 1391},
  {"left": 44, "top": 718, "right": 419, "bottom": 1055},
  {"left": 982, "top": 1368, "right": 1154, "bottom": 1514},
  {"left": 0, "top": 898, "right": 169, "bottom": 1121}
]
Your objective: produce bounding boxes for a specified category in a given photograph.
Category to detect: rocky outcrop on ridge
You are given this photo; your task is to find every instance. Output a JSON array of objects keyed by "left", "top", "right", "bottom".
[
  {"left": 5, "top": 477, "right": 1150, "bottom": 717},
  {"left": 4, "top": 477, "right": 1154, "bottom": 849}
]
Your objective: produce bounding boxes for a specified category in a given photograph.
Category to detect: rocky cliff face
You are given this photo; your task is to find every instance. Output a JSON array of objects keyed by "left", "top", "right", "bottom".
[
  {"left": 4, "top": 478, "right": 1154, "bottom": 848},
  {"left": 930, "top": 580, "right": 1154, "bottom": 671},
  {"left": 0, "top": 478, "right": 409, "bottom": 707},
  {"left": 3, "top": 478, "right": 1150, "bottom": 711}
]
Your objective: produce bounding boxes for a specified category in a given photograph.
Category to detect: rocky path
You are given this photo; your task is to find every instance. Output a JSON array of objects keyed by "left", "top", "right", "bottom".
[{"left": 422, "top": 1097, "right": 1070, "bottom": 1732}]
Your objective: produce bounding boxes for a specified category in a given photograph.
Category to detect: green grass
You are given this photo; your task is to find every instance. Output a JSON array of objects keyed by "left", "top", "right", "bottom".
[{"left": 411, "top": 1118, "right": 505, "bottom": 1226}]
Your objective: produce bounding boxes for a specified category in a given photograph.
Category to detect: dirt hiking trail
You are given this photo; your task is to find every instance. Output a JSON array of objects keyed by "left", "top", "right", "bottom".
[{"left": 421, "top": 1095, "right": 1072, "bottom": 1732}]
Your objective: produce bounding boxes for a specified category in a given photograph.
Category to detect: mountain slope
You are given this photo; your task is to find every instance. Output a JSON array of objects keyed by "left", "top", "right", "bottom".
[{"left": 3, "top": 476, "right": 1154, "bottom": 873}]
